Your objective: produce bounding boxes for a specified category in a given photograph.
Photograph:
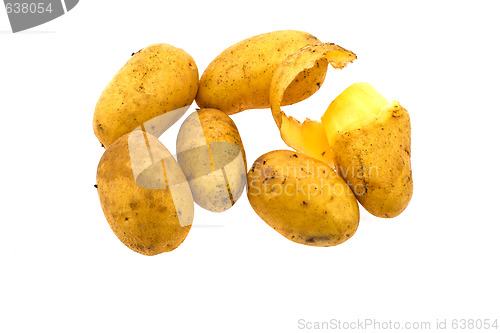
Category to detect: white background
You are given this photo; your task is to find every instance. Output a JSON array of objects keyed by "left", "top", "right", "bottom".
[{"left": 1, "top": 1, "right": 499, "bottom": 332}]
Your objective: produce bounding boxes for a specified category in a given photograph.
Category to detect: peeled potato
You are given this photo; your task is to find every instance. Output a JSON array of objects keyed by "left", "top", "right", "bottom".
[
  {"left": 322, "top": 83, "right": 412, "bottom": 218},
  {"left": 96, "top": 131, "right": 194, "bottom": 255},
  {"left": 267, "top": 43, "right": 411, "bottom": 218}
]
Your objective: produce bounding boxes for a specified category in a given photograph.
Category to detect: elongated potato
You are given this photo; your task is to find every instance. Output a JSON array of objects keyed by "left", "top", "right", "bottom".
[
  {"left": 322, "top": 83, "right": 412, "bottom": 218},
  {"left": 94, "top": 43, "right": 198, "bottom": 148},
  {"left": 196, "top": 30, "right": 330, "bottom": 114},
  {"left": 247, "top": 150, "right": 359, "bottom": 246},
  {"left": 176, "top": 109, "right": 246, "bottom": 212},
  {"left": 96, "top": 131, "right": 194, "bottom": 255}
]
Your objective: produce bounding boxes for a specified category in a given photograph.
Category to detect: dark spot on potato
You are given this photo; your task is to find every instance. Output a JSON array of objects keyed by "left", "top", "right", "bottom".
[
  {"left": 309, "top": 236, "right": 330, "bottom": 243},
  {"left": 94, "top": 184, "right": 98, "bottom": 189},
  {"left": 302, "top": 201, "right": 307, "bottom": 206},
  {"left": 131, "top": 48, "right": 142, "bottom": 57},
  {"left": 292, "top": 154, "right": 298, "bottom": 158},
  {"left": 263, "top": 160, "right": 266, "bottom": 165},
  {"left": 251, "top": 166, "right": 255, "bottom": 172},
  {"left": 321, "top": 151, "right": 326, "bottom": 156},
  {"left": 125, "top": 217, "right": 129, "bottom": 221}
]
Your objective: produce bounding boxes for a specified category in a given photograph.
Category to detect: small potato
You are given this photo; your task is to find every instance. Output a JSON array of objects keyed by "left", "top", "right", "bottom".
[
  {"left": 96, "top": 131, "right": 194, "bottom": 255},
  {"left": 176, "top": 109, "right": 247, "bottom": 212},
  {"left": 196, "top": 30, "right": 329, "bottom": 114},
  {"left": 247, "top": 150, "right": 359, "bottom": 246},
  {"left": 93, "top": 43, "right": 198, "bottom": 148}
]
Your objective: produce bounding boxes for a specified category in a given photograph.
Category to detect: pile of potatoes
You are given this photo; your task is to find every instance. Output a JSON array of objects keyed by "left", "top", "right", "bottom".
[{"left": 93, "top": 30, "right": 412, "bottom": 255}]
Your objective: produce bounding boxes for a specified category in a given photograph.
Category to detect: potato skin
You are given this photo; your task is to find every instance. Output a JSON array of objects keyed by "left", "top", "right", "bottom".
[
  {"left": 96, "top": 131, "right": 193, "bottom": 255},
  {"left": 247, "top": 150, "right": 359, "bottom": 246},
  {"left": 176, "top": 109, "right": 247, "bottom": 212},
  {"left": 196, "top": 30, "right": 328, "bottom": 114},
  {"left": 334, "top": 104, "right": 412, "bottom": 218},
  {"left": 93, "top": 43, "right": 198, "bottom": 148}
]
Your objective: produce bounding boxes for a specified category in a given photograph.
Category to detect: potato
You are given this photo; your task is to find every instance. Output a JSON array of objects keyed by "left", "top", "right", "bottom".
[
  {"left": 93, "top": 43, "right": 198, "bottom": 148},
  {"left": 96, "top": 131, "right": 194, "bottom": 255},
  {"left": 176, "top": 108, "right": 247, "bottom": 212},
  {"left": 321, "top": 83, "right": 413, "bottom": 218},
  {"left": 247, "top": 150, "right": 359, "bottom": 246},
  {"left": 196, "top": 30, "right": 331, "bottom": 114}
]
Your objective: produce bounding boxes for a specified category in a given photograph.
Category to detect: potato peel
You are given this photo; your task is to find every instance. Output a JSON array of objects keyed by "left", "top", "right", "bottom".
[{"left": 270, "top": 43, "right": 357, "bottom": 165}]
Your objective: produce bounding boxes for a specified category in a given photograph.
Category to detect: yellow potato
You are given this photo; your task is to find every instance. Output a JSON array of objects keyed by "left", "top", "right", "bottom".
[
  {"left": 322, "top": 83, "right": 413, "bottom": 217},
  {"left": 176, "top": 108, "right": 247, "bottom": 212},
  {"left": 93, "top": 43, "right": 198, "bottom": 148},
  {"left": 96, "top": 131, "right": 194, "bottom": 255},
  {"left": 247, "top": 150, "right": 359, "bottom": 246},
  {"left": 196, "top": 30, "right": 330, "bottom": 114}
]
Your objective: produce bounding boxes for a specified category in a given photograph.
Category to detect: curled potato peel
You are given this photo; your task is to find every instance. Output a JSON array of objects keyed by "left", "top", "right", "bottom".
[{"left": 270, "top": 43, "right": 357, "bottom": 166}]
